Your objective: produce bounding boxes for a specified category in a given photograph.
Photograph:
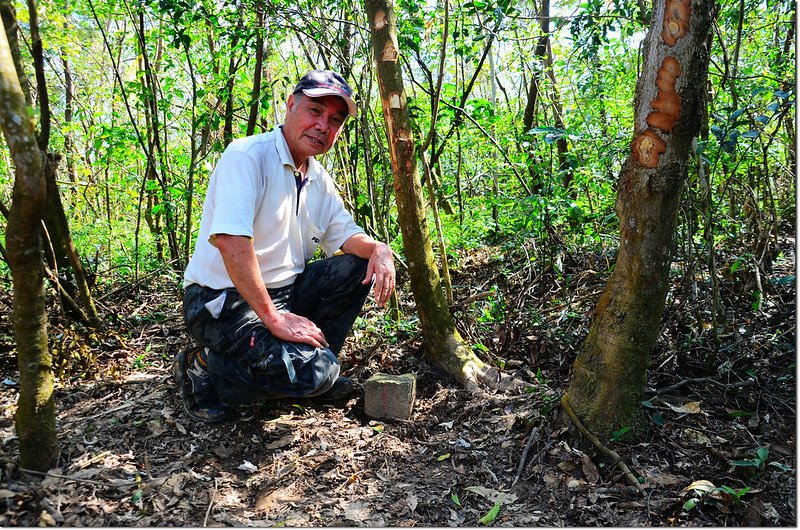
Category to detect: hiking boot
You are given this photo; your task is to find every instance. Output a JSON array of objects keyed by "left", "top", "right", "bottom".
[
  {"left": 315, "top": 376, "right": 354, "bottom": 402},
  {"left": 174, "top": 346, "right": 233, "bottom": 424}
]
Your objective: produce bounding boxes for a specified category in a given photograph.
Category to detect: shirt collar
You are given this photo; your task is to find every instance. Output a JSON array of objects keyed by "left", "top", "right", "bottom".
[{"left": 276, "top": 125, "right": 319, "bottom": 182}]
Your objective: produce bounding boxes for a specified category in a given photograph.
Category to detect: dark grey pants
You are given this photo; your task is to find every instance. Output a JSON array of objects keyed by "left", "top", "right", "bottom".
[{"left": 183, "top": 254, "right": 371, "bottom": 404}]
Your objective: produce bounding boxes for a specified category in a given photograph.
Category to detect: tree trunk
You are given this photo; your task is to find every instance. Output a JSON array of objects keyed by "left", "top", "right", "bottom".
[
  {"left": 537, "top": 0, "right": 572, "bottom": 190},
  {"left": 61, "top": 46, "right": 77, "bottom": 186},
  {"left": 564, "top": 0, "right": 716, "bottom": 439},
  {"left": 180, "top": 26, "right": 199, "bottom": 264},
  {"left": 24, "top": 0, "right": 101, "bottom": 328},
  {"left": 222, "top": 6, "right": 244, "bottom": 148},
  {"left": 42, "top": 158, "right": 102, "bottom": 328},
  {"left": 246, "top": 1, "right": 264, "bottom": 137},
  {"left": 521, "top": 57, "right": 543, "bottom": 194},
  {"left": 364, "top": 0, "right": 498, "bottom": 389},
  {"left": 0, "top": 10, "right": 58, "bottom": 471}
]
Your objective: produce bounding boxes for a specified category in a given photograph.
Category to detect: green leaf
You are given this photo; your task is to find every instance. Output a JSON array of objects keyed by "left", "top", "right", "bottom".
[
  {"left": 451, "top": 492, "right": 462, "bottom": 507},
  {"left": 767, "top": 461, "right": 793, "bottom": 472},
  {"left": 479, "top": 501, "right": 502, "bottom": 525},
  {"left": 651, "top": 412, "right": 664, "bottom": 426},
  {"left": 730, "top": 459, "right": 759, "bottom": 467},
  {"left": 719, "top": 485, "right": 750, "bottom": 499},
  {"left": 730, "top": 108, "right": 746, "bottom": 120},
  {"left": 437, "top": 452, "right": 452, "bottom": 461},
  {"left": 131, "top": 489, "right": 142, "bottom": 503},
  {"left": 683, "top": 498, "right": 698, "bottom": 511},
  {"left": 544, "top": 132, "right": 565, "bottom": 144},
  {"left": 611, "top": 426, "right": 630, "bottom": 441}
]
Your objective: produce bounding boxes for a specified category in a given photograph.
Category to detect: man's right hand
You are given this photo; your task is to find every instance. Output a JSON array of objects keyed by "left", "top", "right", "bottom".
[
  {"left": 265, "top": 311, "right": 329, "bottom": 349},
  {"left": 216, "top": 234, "right": 329, "bottom": 350}
]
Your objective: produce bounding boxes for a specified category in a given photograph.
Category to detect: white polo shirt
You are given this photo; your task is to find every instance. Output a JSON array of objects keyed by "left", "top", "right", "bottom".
[{"left": 183, "top": 126, "right": 364, "bottom": 289}]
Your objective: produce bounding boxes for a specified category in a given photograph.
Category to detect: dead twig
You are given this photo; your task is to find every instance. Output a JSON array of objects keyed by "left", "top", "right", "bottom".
[
  {"left": 203, "top": 477, "right": 220, "bottom": 527},
  {"left": 84, "top": 401, "right": 135, "bottom": 421},
  {"left": 560, "top": 395, "right": 645, "bottom": 494},
  {"left": 513, "top": 426, "right": 539, "bottom": 486}
]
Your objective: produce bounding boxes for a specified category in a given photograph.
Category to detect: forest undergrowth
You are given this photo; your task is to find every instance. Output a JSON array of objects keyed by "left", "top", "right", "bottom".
[{"left": 0, "top": 227, "right": 795, "bottom": 527}]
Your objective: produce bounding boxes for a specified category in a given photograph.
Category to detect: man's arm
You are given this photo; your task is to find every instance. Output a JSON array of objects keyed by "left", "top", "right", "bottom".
[
  {"left": 214, "top": 234, "right": 329, "bottom": 348},
  {"left": 341, "top": 233, "right": 396, "bottom": 307}
]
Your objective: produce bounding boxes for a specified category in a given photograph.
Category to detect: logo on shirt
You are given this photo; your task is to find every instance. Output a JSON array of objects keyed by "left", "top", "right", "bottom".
[{"left": 311, "top": 236, "right": 320, "bottom": 243}]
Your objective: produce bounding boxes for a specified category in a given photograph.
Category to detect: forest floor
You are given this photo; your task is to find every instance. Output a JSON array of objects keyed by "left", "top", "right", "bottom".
[{"left": 0, "top": 232, "right": 796, "bottom": 527}]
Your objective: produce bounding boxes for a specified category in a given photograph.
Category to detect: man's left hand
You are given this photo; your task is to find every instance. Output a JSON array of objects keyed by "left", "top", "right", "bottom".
[{"left": 364, "top": 242, "right": 396, "bottom": 307}]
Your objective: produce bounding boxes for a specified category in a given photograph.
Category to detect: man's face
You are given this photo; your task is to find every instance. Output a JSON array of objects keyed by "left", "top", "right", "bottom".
[{"left": 283, "top": 93, "right": 348, "bottom": 166}]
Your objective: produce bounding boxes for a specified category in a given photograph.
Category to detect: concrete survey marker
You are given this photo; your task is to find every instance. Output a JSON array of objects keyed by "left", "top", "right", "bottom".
[{"left": 364, "top": 373, "right": 416, "bottom": 420}]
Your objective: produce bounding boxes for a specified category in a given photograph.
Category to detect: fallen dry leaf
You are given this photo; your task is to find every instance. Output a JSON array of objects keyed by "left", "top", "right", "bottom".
[
  {"left": 682, "top": 428, "right": 713, "bottom": 447},
  {"left": 265, "top": 434, "right": 296, "bottom": 450},
  {"left": 256, "top": 480, "right": 301, "bottom": 512},
  {"left": 667, "top": 401, "right": 704, "bottom": 415},
  {"left": 682, "top": 479, "right": 716, "bottom": 494},
  {"left": 580, "top": 453, "right": 600, "bottom": 484},
  {"left": 464, "top": 485, "right": 518, "bottom": 504}
]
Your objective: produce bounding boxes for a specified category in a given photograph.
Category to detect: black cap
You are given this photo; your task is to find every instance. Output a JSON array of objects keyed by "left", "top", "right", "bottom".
[{"left": 293, "top": 70, "right": 357, "bottom": 117}]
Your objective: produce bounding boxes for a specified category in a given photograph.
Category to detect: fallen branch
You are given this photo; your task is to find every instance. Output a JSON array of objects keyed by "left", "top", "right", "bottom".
[
  {"left": 646, "top": 376, "right": 756, "bottom": 396},
  {"left": 560, "top": 394, "right": 645, "bottom": 494},
  {"left": 452, "top": 290, "right": 495, "bottom": 308},
  {"left": 19, "top": 467, "right": 164, "bottom": 489}
]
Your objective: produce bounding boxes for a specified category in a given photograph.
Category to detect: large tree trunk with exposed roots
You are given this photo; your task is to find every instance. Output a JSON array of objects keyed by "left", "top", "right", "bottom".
[
  {"left": 364, "top": 0, "right": 498, "bottom": 390},
  {"left": 564, "top": 0, "right": 716, "bottom": 439}
]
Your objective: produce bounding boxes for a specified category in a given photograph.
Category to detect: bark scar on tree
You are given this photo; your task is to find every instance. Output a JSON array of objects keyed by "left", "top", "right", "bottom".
[
  {"left": 372, "top": 10, "right": 388, "bottom": 30},
  {"left": 631, "top": 129, "right": 666, "bottom": 169},
  {"left": 381, "top": 40, "right": 398, "bottom": 62},
  {"left": 646, "top": 57, "right": 682, "bottom": 133},
  {"left": 662, "top": 0, "right": 692, "bottom": 45}
]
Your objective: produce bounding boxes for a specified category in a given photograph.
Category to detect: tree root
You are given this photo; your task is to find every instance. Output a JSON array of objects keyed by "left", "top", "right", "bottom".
[{"left": 560, "top": 394, "right": 645, "bottom": 494}]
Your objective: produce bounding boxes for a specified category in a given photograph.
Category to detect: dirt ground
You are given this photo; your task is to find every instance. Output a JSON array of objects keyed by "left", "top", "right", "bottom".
[{"left": 0, "top": 237, "right": 796, "bottom": 527}]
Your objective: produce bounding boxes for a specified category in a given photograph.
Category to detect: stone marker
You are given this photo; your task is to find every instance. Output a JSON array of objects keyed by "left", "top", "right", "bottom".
[{"left": 364, "top": 373, "right": 416, "bottom": 420}]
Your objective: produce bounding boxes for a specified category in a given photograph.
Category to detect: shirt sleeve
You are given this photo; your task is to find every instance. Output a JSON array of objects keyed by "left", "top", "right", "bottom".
[
  {"left": 319, "top": 183, "right": 365, "bottom": 257},
  {"left": 207, "top": 148, "right": 263, "bottom": 244}
]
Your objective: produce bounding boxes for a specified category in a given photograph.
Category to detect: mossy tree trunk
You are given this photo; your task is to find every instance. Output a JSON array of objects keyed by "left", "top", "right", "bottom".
[
  {"left": 564, "top": 0, "right": 716, "bottom": 438},
  {"left": 364, "top": 0, "right": 498, "bottom": 390},
  {"left": 0, "top": 6, "right": 58, "bottom": 471}
]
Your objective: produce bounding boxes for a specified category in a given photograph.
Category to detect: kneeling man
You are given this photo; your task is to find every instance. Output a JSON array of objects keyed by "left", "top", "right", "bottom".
[{"left": 177, "top": 70, "right": 396, "bottom": 423}]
